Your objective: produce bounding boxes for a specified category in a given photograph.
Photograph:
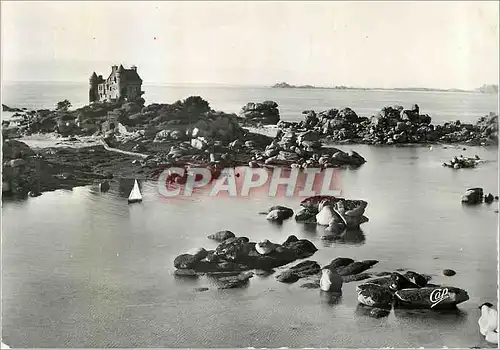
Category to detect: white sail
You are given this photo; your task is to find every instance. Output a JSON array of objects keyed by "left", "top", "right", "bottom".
[{"left": 128, "top": 179, "right": 142, "bottom": 203}]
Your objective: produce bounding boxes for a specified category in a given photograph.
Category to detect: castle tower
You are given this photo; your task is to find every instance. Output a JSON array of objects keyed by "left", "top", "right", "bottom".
[
  {"left": 116, "top": 65, "right": 125, "bottom": 100},
  {"left": 89, "top": 72, "right": 99, "bottom": 103}
]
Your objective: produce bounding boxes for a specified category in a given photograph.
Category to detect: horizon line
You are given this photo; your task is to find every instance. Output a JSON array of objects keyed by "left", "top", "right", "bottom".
[{"left": 2, "top": 79, "right": 499, "bottom": 93}]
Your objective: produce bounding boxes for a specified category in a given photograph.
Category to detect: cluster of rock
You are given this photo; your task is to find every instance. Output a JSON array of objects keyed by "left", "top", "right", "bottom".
[
  {"left": 250, "top": 129, "right": 366, "bottom": 168},
  {"left": 443, "top": 155, "right": 481, "bottom": 169},
  {"left": 176, "top": 246, "right": 470, "bottom": 314},
  {"left": 295, "top": 195, "right": 369, "bottom": 233},
  {"left": 3, "top": 100, "right": 127, "bottom": 138},
  {"left": 461, "top": 188, "right": 498, "bottom": 205},
  {"left": 278, "top": 104, "right": 498, "bottom": 146},
  {"left": 173, "top": 233, "right": 318, "bottom": 289},
  {"left": 239, "top": 101, "right": 280, "bottom": 125},
  {"left": 356, "top": 271, "right": 469, "bottom": 314},
  {"left": 278, "top": 257, "right": 378, "bottom": 285}
]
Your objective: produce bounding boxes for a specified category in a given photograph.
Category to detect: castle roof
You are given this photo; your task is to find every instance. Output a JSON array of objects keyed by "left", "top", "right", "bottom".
[
  {"left": 107, "top": 64, "right": 142, "bottom": 83},
  {"left": 121, "top": 68, "right": 142, "bottom": 83}
]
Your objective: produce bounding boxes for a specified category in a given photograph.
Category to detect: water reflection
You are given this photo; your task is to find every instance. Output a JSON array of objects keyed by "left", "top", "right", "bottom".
[
  {"left": 321, "top": 228, "right": 366, "bottom": 247},
  {"left": 297, "top": 223, "right": 318, "bottom": 236},
  {"left": 355, "top": 303, "right": 391, "bottom": 318},
  {"left": 393, "top": 307, "right": 468, "bottom": 325},
  {"left": 319, "top": 291, "right": 343, "bottom": 306}
]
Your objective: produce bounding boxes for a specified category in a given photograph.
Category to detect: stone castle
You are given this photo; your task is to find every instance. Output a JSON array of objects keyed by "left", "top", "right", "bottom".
[{"left": 89, "top": 64, "right": 143, "bottom": 103}]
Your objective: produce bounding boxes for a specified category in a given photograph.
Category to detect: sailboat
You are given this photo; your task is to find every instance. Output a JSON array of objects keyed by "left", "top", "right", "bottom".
[{"left": 128, "top": 179, "right": 143, "bottom": 204}]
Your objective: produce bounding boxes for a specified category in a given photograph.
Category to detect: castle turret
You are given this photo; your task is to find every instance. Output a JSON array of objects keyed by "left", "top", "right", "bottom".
[{"left": 89, "top": 72, "right": 99, "bottom": 103}]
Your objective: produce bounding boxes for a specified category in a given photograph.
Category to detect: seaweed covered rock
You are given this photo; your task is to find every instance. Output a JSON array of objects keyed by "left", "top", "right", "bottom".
[{"left": 356, "top": 283, "right": 394, "bottom": 308}]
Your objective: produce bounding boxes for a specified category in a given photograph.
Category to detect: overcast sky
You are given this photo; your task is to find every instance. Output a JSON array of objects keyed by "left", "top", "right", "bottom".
[{"left": 1, "top": 1, "right": 499, "bottom": 89}]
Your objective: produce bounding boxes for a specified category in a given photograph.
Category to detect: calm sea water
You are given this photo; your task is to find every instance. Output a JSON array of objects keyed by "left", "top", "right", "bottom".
[
  {"left": 1, "top": 82, "right": 499, "bottom": 348},
  {"left": 2, "top": 81, "right": 498, "bottom": 123}
]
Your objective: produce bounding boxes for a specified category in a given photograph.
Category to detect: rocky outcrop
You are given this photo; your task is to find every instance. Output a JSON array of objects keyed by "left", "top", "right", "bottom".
[
  {"left": 443, "top": 155, "right": 480, "bottom": 169},
  {"left": 298, "top": 196, "right": 369, "bottom": 229},
  {"left": 240, "top": 101, "right": 280, "bottom": 125},
  {"left": 278, "top": 104, "right": 498, "bottom": 145},
  {"left": 355, "top": 268, "right": 469, "bottom": 312},
  {"left": 253, "top": 130, "right": 366, "bottom": 168},
  {"left": 461, "top": 188, "right": 484, "bottom": 205},
  {"left": 264, "top": 206, "right": 294, "bottom": 222},
  {"left": 460, "top": 188, "right": 499, "bottom": 205},
  {"left": 173, "top": 235, "right": 318, "bottom": 275}
]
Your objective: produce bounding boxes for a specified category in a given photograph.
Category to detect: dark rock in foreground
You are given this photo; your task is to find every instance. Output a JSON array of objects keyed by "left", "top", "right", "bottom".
[
  {"left": 217, "top": 271, "right": 254, "bottom": 289},
  {"left": 276, "top": 260, "right": 321, "bottom": 283},
  {"left": 174, "top": 235, "right": 318, "bottom": 274},
  {"left": 338, "top": 260, "right": 378, "bottom": 276},
  {"left": 356, "top": 283, "right": 394, "bottom": 308},
  {"left": 324, "top": 257, "right": 355, "bottom": 270},
  {"left": 394, "top": 286, "right": 469, "bottom": 309},
  {"left": 461, "top": 188, "right": 484, "bottom": 205}
]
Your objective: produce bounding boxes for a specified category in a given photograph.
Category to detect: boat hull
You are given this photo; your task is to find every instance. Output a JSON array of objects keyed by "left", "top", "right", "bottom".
[{"left": 128, "top": 199, "right": 142, "bottom": 204}]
